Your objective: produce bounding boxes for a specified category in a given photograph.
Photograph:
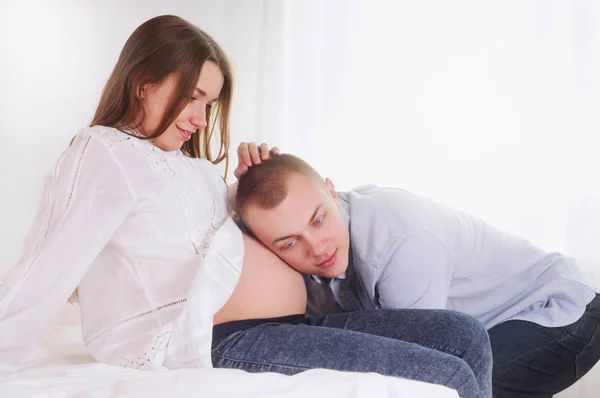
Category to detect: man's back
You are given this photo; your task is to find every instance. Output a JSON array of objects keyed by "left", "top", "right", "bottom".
[{"left": 337, "top": 185, "right": 597, "bottom": 329}]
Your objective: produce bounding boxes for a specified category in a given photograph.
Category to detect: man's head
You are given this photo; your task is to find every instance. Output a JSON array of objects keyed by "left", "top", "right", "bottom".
[{"left": 236, "top": 154, "right": 350, "bottom": 278}]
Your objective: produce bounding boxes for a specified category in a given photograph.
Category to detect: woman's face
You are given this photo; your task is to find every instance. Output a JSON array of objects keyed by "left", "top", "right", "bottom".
[{"left": 139, "top": 61, "right": 224, "bottom": 151}]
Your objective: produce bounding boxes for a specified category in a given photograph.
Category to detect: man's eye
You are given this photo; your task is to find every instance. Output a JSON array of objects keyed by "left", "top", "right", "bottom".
[
  {"left": 314, "top": 216, "right": 324, "bottom": 226},
  {"left": 283, "top": 240, "right": 296, "bottom": 250}
]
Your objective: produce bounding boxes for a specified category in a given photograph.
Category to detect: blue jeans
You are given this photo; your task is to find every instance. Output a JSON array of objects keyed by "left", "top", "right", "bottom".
[
  {"left": 489, "top": 293, "right": 600, "bottom": 397},
  {"left": 212, "top": 309, "right": 493, "bottom": 398}
]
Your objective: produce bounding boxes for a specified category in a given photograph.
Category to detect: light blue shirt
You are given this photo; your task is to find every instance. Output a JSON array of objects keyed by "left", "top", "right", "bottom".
[{"left": 306, "top": 185, "right": 598, "bottom": 329}]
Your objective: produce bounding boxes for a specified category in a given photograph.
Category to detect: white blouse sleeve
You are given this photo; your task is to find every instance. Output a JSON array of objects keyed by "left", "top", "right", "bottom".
[
  {"left": 226, "top": 180, "right": 238, "bottom": 215},
  {"left": 0, "top": 132, "right": 136, "bottom": 365}
]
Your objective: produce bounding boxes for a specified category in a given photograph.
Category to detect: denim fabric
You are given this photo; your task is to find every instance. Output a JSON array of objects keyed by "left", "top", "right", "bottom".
[
  {"left": 212, "top": 309, "right": 493, "bottom": 398},
  {"left": 489, "top": 293, "right": 600, "bottom": 397}
]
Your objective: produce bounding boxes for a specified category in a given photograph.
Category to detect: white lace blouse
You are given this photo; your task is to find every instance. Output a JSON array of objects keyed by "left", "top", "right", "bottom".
[{"left": 0, "top": 126, "right": 243, "bottom": 370}]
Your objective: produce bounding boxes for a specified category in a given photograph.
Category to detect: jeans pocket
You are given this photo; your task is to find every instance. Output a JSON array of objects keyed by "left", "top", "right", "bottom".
[
  {"left": 575, "top": 322, "right": 600, "bottom": 379},
  {"left": 211, "top": 329, "right": 247, "bottom": 355}
]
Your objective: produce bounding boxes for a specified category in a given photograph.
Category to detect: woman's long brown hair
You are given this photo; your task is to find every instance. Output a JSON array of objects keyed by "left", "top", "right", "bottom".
[{"left": 91, "top": 15, "right": 233, "bottom": 175}]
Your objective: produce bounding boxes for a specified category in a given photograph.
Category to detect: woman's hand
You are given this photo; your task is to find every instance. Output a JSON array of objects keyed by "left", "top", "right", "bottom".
[{"left": 234, "top": 142, "right": 279, "bottom": 179}]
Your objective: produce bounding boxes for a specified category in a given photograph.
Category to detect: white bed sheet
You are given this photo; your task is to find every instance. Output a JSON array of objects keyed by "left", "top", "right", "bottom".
[{"left": 0, "top": 305, "right": 458, "bottom": 398}]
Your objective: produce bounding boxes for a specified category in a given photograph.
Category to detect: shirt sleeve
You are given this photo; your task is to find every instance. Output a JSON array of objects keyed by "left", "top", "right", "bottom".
[
  {"left": 375, "top": 229, "right": 454, "bottom": 310},
  {"left": 0, "top": 132, "right": 136, "bottom": 366}
]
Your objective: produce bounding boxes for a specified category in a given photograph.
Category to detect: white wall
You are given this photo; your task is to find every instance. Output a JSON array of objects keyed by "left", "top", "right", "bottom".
[{"left": 260, "top": 0, "right": 600, "bottom": 251}]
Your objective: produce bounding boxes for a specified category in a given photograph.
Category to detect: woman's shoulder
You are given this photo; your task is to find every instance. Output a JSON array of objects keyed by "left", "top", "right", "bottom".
[
  {"left": 69, "top": 125, "right": 225, "bottom": 190},
  {"left": 71, "top": 125, "right": 140, "bottom": 152},
  {"left": 69, "top": 125, "right": 159, "bottom": 169},
  {"left": 66, "top": 126, "right": 160, "bottom": 188}
]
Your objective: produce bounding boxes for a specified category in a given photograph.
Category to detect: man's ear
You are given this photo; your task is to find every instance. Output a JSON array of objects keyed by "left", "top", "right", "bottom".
[{"left": 325, "top": 177, "right": 340, "bottom": 207}]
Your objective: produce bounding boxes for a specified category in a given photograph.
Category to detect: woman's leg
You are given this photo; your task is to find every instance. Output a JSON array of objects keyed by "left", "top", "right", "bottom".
[
  {"left": 310, "top": 309, "right": 493, "bottom": 398},
  {"left": 212, "top": 318, "right": 480, "bottom": 398},
  {"left": 489, "top": 293, "right": 600, "bottom": 397}
]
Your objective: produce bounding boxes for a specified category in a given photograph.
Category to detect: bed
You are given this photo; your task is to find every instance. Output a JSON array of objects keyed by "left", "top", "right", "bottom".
[{"left": 0, "top": 304, "right": 458, "bottom": 398}]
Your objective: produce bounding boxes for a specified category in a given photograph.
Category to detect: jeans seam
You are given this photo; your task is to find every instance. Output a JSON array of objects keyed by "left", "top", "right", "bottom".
[
  {"left": 421, "top": 343, "right": 461, "bottom": 357},
  {"left": 420, "top": 340, "right": 487, "bottom": 396},
  {"left": 212, "top": 328, "right": 250, "bottom": 349},
  {"left": 431, "top": 328, "right": 488, "bottom": 394},
  {"left": 575, "top": 322, "right": 600, "bottom": 379},
  {"left": 212, "top": 351, "right": 312, "bottom": 372},
  {"left": 445, "top": 358, "right": 475, "bottom": 395}
]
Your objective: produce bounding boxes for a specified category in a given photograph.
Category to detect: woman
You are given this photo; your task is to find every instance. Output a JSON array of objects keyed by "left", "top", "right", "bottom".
[{"left": 0, "top": 15, "right": 491, "bottom": 397}]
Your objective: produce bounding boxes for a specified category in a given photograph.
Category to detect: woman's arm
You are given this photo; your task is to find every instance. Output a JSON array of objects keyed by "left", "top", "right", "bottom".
[{"left": 0, "top": 132, "right": 136, "bottom": 367}]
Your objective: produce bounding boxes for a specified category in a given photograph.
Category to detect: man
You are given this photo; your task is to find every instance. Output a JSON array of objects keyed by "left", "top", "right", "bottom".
[{"left": 235, "top": 152, "right": 600, "bottom": 397}]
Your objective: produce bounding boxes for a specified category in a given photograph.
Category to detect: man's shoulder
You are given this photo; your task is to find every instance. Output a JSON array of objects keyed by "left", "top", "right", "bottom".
[
  {"left": 339, "top": 184, "right": 425, "bottom": 215},
  {"left": 341, "top": 186, "right": 413, "bottom": 263},
  {"left": 339, "top": 184, "right": 410, "bottom": 200}
]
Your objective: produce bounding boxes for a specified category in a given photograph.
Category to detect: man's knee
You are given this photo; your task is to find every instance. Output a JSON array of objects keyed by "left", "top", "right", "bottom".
[
  {"left": 438, "top": 311, "right": 492, "bottom": 359},
  {"left": 442, "top": 356, "right": 480, "bottom": 398},
  {"left": 441, "top": 310, "right": 487, "bottom": 337}
]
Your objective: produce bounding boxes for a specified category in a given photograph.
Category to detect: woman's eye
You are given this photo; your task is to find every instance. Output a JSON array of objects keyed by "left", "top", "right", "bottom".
[
  {"left": 191, "top": 97, "right": 198, "bottom": 102},
  {"left": 314, "top": 216, "right": 324, "bottom": 226}
]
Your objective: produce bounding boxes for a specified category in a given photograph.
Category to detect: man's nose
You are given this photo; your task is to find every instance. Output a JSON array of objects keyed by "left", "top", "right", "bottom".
[{"left": 306, "top": 234, "right": 327, "bottom": 257}]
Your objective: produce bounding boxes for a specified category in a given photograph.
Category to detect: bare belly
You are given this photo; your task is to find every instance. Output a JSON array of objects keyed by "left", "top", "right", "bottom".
[{"left": 213, "top": 233, "right": 307, "bottom": 325}]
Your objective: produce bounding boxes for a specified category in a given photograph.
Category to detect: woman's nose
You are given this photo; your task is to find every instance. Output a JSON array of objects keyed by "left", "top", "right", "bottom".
[{"left": 191, "top": 105, "right": 207, "bottom": 130}]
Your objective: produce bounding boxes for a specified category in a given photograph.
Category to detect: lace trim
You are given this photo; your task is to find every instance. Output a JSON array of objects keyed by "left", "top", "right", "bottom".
[
  {"left": 189, "top": 225, "right": 219, "bottom": 259},
  {"left": 85, "top": 299, "right": 187, "bottom": 346},
  {"left": 99, "top": 130, "right": 135, "bottom": 148},
  {"left": 66, "top": 135, "right": 91, "bottom": 209},
  {"left": 143, "top": 150, "right": 178, "bottom": 179},
  {"left": 116, "top": 330, "right": 172, "bottom": 369},
  {"left": 217, "top": 249, "right": 242, "bottom": 275}
]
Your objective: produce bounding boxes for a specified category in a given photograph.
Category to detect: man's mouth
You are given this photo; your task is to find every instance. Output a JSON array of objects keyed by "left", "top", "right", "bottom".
[{"left": 317, "top": 249, "right": 338, "bottom": 269}]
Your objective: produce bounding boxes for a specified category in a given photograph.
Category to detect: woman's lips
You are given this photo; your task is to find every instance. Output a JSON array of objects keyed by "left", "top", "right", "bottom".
[{"left": 177, "top": 127, "right": 192, "bottom": 141}]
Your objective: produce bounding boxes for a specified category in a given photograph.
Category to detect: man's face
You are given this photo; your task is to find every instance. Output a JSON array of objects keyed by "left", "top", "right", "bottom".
[{"left": 244, "top": 174, "right": 350, "bottom": 278}]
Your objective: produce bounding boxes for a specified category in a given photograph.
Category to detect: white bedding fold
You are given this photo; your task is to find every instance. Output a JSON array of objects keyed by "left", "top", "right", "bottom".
[{"left": 0, "top": 305, "right": 458, "bottom": 398}]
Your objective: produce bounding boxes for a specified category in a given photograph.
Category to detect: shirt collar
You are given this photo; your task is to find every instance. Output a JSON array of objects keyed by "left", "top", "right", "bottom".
[{"left": 310, "top": 272, "right": 347, "bottom": 285}]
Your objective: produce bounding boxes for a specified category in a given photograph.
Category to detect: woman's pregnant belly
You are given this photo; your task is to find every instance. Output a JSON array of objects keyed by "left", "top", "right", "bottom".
[{"left": 213, "top": 233, "right": 307, "bottom": 325}]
